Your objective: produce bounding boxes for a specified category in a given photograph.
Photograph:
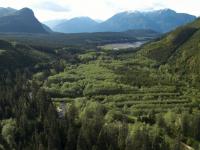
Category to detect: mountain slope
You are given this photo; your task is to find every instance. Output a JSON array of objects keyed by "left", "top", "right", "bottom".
[
  {"left": 168, "top": 19, "right": 200, "bottom": 75},
  {"left": 43, "top": 19, "right": 67, "bottom": 29},
  {"left": 0, "top": 29, "right": 160, "bottom": 49},
  {"left": 0, "top": 39, "right": 52, "bottom": 71},
  {"left": 0, "top": 8, "right": 47, "bottom": 33},
  {"left": 53, "top": 17, "right": 98, "bottom": 33},
  {"left": 96, "top": 9, "right": 196, "bottom": 33},
  {"left": 42, "top": 24, "right": 53, "bottom": 32},
  {"left": 48, "top": 9, "right": 196, "bottom": 33},
  {"left": 138, "top": 18, "right": 200, "bottom": 77}
]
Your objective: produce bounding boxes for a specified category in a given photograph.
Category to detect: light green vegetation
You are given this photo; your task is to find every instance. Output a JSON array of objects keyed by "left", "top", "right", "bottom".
[
  {"left": 41, "top": 46, "right": 199, "bottom": 117},
  {"left": 1, "top": 18, "right": 200, "bottom": 150},
  {"left": 32, "top": 19, "right": 200, "bottom": 149}
]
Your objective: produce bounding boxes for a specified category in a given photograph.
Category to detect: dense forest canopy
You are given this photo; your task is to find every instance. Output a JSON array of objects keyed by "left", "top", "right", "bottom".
[{"left": 1, "top": 16, "right": 200, "bottom": 150}]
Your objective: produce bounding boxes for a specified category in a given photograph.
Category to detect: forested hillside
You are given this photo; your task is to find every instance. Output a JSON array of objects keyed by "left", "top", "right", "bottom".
[
  {"left": 0, "top": 40, "right": 52, "bottom": 71},
  {"left": 139, "top": 18, "right": 200, "bottom": 82},
  {"left": 0, "top": 18, "right": 200, "bottom": 150},
  {"left": 0, "top": 29, "right": 159, "bottom": 48}
]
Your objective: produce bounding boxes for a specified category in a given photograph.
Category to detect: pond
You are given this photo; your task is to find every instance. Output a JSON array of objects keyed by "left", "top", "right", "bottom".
[{"left": 99, "top": 41, "right": 147, "bottom": 50}]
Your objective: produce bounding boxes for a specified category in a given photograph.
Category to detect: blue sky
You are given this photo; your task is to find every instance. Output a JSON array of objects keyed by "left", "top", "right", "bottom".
[{"left": 0, "top": 0, "right": 200, "bottom": 21}]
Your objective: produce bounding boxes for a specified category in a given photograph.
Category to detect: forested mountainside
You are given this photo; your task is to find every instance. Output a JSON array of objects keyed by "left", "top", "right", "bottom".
[
  {"left": 0, "top": 29, "right": 159, "bottom": 49},
  {"left": 139, "top": 17, "right": 200, "bottom": 80},
  {"left": 1, "top": 18, "right": 200, "bottom": 150},
  {"left": 0, "top": 40, "right": 52, "bottom": 70}
]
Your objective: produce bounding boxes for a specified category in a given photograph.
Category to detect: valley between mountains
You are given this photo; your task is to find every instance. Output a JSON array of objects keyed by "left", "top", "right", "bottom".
[{"left": 0, "top": 6, "right": 200, "bottom": 150}]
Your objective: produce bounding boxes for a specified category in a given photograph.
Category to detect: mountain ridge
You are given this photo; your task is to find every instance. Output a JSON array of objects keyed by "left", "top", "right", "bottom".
[
  {"left": 53, "top": 17, "right": 98, "bottom": 33},
  {"left": 0, "top": 7, "right": 48, "bottom": 33},
  {"left": 96, "top": 9, "right": 196, "bottom": 33},
  {"left": 47, "top": 9, "right": 196, "bottom": 33},
  {"left": 138, "top": 18, "right": 200, "bottom": 78}
]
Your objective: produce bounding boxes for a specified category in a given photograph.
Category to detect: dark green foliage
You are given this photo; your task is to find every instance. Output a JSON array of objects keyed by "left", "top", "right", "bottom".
[
  {"left": 139, "top": 26, "right": 197, "bottom": 64},
  {"left": 0, "top": 29, "right": 159, "bottom": 49},
  {"left": 1, "top": 17, "right": 200, "bottom": 150},
  {"left": 0, "top": 39, "right": 55, "bottom": 72},
  {"left": 139, "top": 18, "right": 200, "bottom": 81}
]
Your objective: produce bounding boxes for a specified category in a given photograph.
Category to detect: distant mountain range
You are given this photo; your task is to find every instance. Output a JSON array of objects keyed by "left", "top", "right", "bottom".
[
  {"left": 0, "top": 7, "right": 196, "bottom": 34},
  {"left": 43, "top": 19, "right": 68, "bottom": 29},
  {"left": 0, "top": 7, "right": 50, "bottom": 33},
  {"left": 53, "top": 17, "right": 99, "bottom": 33},
  {"left": 46, "top": 9, "right": 196, "bottom": 33}
]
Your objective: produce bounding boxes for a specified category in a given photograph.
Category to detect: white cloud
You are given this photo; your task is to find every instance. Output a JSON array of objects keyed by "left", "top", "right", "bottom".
[
  {"left": 0, "top": 0, "right": 199, "bottom": 21},
  {"left": 33, "top": 1, "right": 70, "bottom": 12}
]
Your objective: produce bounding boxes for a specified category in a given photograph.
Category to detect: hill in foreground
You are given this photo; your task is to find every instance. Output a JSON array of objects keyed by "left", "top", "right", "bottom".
[{"left": 139, "top": 18, "right": 200, "bottom": 81}]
